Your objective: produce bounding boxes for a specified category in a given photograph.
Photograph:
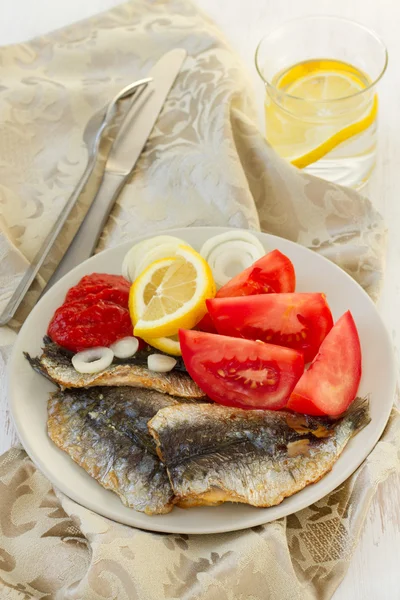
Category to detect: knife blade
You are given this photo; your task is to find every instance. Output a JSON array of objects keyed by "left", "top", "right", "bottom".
[{"left": 44, "top": 48, "right": 187, "bottom": 290}]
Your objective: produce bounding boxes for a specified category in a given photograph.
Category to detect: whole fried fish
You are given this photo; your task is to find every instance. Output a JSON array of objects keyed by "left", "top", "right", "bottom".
[
  {"left": 148, "top": 398, "right": 370, "bottom": 509},
  {"left": 26, "top": 338, "right": 204, "bottom": 399},
  {"left": 48, "top": 386, "right": 194, "bottom": 515}
]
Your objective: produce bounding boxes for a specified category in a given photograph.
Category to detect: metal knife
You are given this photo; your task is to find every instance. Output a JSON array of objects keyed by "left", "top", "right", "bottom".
[{"left": 44, "top": 48, "right": 186, "bottom": 291}]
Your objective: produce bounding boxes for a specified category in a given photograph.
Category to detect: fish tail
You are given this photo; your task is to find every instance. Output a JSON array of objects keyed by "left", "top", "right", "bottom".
[
  {"left": 24, "top": 352, "right": 42, "bottom": 372},
  {"left": 24, "top": 351, "right": 54, "bottom": 384},
  {"left": 341, "top": 396, "right": 371, "bottom": 435}
]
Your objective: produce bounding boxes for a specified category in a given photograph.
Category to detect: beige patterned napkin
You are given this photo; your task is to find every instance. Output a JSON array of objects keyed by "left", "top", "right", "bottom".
[{"left": 0, "top": 1, "right": 399, "bottom": 598}]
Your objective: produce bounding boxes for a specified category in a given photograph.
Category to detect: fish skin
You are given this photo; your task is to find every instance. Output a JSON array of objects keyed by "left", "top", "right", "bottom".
[
  {"left": 48, "top": 386, "right": 193, "bottom": 515},
  {"left": 148, "top": 398, "right": 370, "bottom": 509},
  {"left": 26, "top": 338, "right": 204, "bottom": 399}
]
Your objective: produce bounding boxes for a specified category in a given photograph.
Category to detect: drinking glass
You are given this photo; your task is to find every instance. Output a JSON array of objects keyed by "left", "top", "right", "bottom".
[{"left": 255, "top": 16, "right": 388, "bottom": 188}]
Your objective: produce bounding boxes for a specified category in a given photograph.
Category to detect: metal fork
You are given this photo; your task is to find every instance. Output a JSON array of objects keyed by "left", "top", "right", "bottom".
[{"left": 0, "top": 77, "right": 151, "bottom": 326}]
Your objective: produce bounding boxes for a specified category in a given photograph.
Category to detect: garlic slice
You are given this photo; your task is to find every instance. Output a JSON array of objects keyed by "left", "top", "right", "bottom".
[
  {"left": 147, "top": 353, "right": 177, "bottom": 373},
  {"left": 110, "top": 337, "right": 139, "bottom": 359}
]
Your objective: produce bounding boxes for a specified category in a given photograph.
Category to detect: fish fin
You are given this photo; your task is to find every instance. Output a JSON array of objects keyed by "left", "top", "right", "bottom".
[
  {"left": 147, "top": 420, "right": 164, "bottom": 461},
  {"left": 285, "top": 413, "right": 333, "bottom": 438},
  {"left": 340, "top": 396, "right": 371, "bottom": 434},
  {"left": 287, "top": 439, "right": 311, "bottom": 457}
]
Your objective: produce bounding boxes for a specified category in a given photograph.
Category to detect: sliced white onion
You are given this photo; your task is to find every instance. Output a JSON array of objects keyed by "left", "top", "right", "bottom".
[
  {"left": 200, "top": 230, "right": 265, "bottom": 260},
  {"left": 72, "top": 347, "right": 114, "bottom": 374},
  {"left": 147, "top": 353, "right": 177, "bottom": 373},
  {"left": 200, "top": 231, "right": 266, "bottom": 288},
  {"left": 122, "top": 235, "right": 188, "bottom": 281},
  {"left": 110, "top": 336, "right": 139, "bottom": 359}
]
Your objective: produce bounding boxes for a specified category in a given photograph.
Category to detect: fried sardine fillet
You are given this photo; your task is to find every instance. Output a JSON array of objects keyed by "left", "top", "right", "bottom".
[
  {"left": 26, "top": 338, "right": 204, "bottom": 399},
  {"left": 48, "top": 386, "right": 197, "bottom": 515},
  {"left": 148, "top": 399, "right": 370, "bottom": 508}
]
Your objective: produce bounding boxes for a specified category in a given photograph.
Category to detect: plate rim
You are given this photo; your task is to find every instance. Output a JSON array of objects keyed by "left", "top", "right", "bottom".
[{"left": 8, "top": 226, "right": 396, "bottom": 535}]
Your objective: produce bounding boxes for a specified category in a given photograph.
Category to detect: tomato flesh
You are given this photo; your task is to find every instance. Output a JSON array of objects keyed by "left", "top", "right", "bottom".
[
  {"left": 287, "top": 311, "right": 362, "bottom": 416},
  {"left": 179, "top": 329, "right": 304, "bottom": 409},
  {"left": 216, "top": 249, "right": 295, "bottom": 297},
  {"left": 207, "top": 292, "right": 333, "bottom": 363}
]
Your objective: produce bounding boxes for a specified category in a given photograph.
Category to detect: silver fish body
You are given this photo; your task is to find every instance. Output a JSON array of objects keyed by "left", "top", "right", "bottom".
[
  {"left": 26, "top": 338, "right": 204, "bottom": 399},
  {"left": 48, "top": 386, "right": 193, "bottom": 515},
  {"left": 148, "top": 398, "right": 370, "bottom": 509}
]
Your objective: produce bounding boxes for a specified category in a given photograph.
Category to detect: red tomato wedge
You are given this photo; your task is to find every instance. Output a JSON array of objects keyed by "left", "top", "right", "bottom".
[
  {"left": 287, "top": 311, "right": 362, "bottom": 417},
  {"left": 196, "top": 312, "right": 217, "bottom": 334},
  {"left": 207, "top": 293, "right": 333, "bottom": 363},
  {"left": 179, "top": 329, "right": 304, "bottom": 410},
  {"left": 216, "top": 249, "right": 296, "bottom": 297},
  {"left": 197, "top": 249, "right": 296, "bottom": 333}
]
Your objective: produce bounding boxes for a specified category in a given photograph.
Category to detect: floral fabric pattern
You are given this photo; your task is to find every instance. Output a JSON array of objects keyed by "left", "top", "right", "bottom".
[{"left": 0, "top": 1, "right": 397, "bottom": 599}]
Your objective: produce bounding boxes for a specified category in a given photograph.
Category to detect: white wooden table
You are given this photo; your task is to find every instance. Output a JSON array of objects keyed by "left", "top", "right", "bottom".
[{"left": 2, "top": 1, "right": 400, "bottom": 598}]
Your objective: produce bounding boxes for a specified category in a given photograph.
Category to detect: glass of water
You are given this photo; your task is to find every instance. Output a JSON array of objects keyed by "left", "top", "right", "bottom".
[{"left": 255, "top": 16, "right": 388, "bottom": 189}]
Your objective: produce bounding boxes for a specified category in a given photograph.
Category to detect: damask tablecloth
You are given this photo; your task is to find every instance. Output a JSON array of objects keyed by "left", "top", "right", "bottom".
[{"left": 0, "top": 1, "right": 399, "bottom": 598}]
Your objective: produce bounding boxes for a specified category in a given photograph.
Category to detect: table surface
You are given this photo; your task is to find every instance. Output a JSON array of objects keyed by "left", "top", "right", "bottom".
[{"left": 2, "top": 1, "right": 400, "bottom": 598}]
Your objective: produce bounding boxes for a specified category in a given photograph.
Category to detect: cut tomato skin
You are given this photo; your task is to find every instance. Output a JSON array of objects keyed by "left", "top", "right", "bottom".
[
  {"left": 207, "top": 293, "right": 333, "bottom": 363},
  {"left": 196, "top": 312, "right": 217, "bottom": 334},
  {"left": 179, "top": 329, "right": 304, "bottom": 410},
  {"left": 287, "top": 311, "right": 362, "bottom": 417},
  {"left": 216, "top": 249, "right": 296, "bottom": 297}
]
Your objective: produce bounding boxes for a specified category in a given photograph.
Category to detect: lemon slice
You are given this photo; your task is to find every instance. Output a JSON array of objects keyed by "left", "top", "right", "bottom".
[
  {"left": 129, "top": 257, "right": 182, "bottom": 356},
  {"left": 268, "top": 59, "right": 377, "bottom": 169},
  {"left": 131, "top": 245, "right": 216, "bottom": 339},
  {"left": 143, "top": 334, "right": 181, "bottom": 356},
  {"left": 290, "top": 97, "right": 377, "bottom": 169},
  {"left": 280, "top": 60, "right": 367, "bottom": 101},
  {"left": 129, "top": 257, "right": 177, "bottom": 323}
]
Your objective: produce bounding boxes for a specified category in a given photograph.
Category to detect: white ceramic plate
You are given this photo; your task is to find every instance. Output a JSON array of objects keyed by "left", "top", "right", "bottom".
[{"left": 8, "top": 227, "right": 396, "bottom": 534}]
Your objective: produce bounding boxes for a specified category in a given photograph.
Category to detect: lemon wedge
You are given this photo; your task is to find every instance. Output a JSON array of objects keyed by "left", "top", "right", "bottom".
[
  {"left": 266, "top": 59, "right": 377, "bottom": 169},
  {"left": 131, "top": 245, "right": 216, "bottom": 339}
]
